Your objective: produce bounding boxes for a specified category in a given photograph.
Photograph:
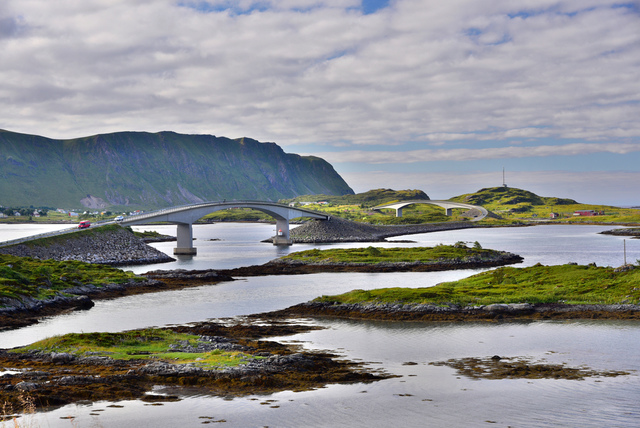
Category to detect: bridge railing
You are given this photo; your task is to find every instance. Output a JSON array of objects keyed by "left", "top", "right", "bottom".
[
  {"left": 0, "top": 200, "right": 328, "bottom": 248},
  {"left": 121, "top": 200, "right": 328, "bottom": 223},
  {"left": 0, "top": 218, "right": 114, "bottom": 248}
]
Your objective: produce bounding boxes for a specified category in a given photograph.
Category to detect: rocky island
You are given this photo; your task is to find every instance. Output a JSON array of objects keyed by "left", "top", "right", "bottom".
[
  {"left": 0, "top": 320, "right": 388, "bottom": 411},
  {"left": 264, "top": 262, "right": 640, "bottom": 322}
]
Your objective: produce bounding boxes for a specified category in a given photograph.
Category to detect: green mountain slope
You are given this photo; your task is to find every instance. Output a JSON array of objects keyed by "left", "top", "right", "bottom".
[{"left": 0, "top": 130, "right": 353, "bottom": 210}]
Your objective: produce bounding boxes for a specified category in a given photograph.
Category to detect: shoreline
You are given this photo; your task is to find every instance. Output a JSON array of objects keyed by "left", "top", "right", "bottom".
[{"left": 262, "top": 301, "right": 640, "bottom": 322}]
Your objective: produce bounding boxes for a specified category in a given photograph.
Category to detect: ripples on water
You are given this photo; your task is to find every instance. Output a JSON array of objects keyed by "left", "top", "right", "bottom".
[{"left": 2, "top": 223, "right": 640, "bottom": 427}]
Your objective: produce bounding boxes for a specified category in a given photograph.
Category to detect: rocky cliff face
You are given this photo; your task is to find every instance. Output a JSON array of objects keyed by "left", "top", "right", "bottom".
[{"left": 0, "top": 129, "right": 354, "bottom": 210}]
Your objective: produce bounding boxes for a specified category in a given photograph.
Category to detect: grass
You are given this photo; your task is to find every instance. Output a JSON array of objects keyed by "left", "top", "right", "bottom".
[
  {"left": 0, "top": 254, "right": 141, "bottom": 303},
  {"left": 313, "top": 263, "right": 640, "bottom": 306},
  {"left": 10, "top": 328, "right": 258, "bottom": 369},
  {"left": 131, "top": 229, "right": 170, "bottom": 239},
  {"left": 280, "top": 243, "right": 501, "bottom": 265},
  {"left": 450, "top": 187, "right": 640, "bottom": 224}
]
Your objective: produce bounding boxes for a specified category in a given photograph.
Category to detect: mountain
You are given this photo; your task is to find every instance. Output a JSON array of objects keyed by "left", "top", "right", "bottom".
[{"left": 0, "top": 130, "right": 354, "bottom": 210}]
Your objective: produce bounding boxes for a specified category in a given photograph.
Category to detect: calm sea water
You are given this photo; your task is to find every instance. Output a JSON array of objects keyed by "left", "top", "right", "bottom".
[{"left": 1, "top": 223, "right": 639, "bottom": 427}]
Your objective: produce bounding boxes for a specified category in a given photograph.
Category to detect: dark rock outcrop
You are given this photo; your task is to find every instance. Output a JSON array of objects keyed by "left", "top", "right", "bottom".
[{"left": 267, "top": 301, "right": 640, "bottom": 321}]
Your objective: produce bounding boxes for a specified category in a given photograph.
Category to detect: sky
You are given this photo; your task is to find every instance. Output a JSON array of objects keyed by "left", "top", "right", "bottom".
[{"left": 1, "top": 0, "right": 639, "bottom": 205}]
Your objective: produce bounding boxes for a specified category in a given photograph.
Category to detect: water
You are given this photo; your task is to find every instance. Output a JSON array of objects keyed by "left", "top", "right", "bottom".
[{"left": 2, "top": 223, "right": 640, "bottom": 427}]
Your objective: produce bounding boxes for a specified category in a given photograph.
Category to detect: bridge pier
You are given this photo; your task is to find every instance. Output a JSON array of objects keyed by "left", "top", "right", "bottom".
[
  {"left": 121, "top": 200, "right": 329, "bottom": 253},
  {"left": 174, "top": 223, "right": 197, "bottom": 255},
  {"left": 396, "top": 208, "right": 403, "bottom": 218},
  {"left": 445, "top": 208, "right": 452, "bottom": 216},
  {"left": 273, "top": 218, "right": 292, "bottom": 245}
]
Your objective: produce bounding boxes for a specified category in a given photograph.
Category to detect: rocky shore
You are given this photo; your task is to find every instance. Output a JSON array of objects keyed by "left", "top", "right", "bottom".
[
  {"left": 0, "top": 271, "right": 237, "bottom": 331},
  {"left": 0, "top": 320, "right": 388, "bottom": 410},
  {"left": 599, "top": 227, "right": 640, "bottom": 238},
  {"left": 0, "top": 225, "right": 174, "bottom": 266},
  {"left": 265, "top": 301, "right": 640, "bottom": 321},
  {"left": 288, "top": 216, "right": 487, "bottom": 243}
]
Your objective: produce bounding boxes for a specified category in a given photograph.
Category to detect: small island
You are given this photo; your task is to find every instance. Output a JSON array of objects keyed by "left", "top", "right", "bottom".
[
  {"left": 0, "top": 321, "right": 387, "bottom": 410},
  {"left": 149, "top": 243, "right": 524, "bottom": 281},
  {"left": 270, "top": 263, "right": 640, "bottom": 321}
]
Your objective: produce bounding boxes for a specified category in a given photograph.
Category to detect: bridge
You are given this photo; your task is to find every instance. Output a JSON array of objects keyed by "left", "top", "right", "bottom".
[
  {"left": 119, "top": 200, "right": 329, "bottom": 255},
  {"left": 372, "top": 200, "right": 488, "bottom": 221}
]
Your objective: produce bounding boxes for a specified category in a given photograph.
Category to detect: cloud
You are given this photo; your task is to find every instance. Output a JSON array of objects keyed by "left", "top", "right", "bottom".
[
  {"left": 0, "top": 0, "right": 636, "bottom": 144},
  {"left": 0, "top": 0, "right": 638, "bottom": 205},
  {"left": 310, "top": 142, "right": 640, "bottom": 164}
]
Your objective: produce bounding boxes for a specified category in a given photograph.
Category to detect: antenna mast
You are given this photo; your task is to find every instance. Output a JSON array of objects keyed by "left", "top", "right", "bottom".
[{"left": 502, "top": 167, "right": 507, "bottom": 187}]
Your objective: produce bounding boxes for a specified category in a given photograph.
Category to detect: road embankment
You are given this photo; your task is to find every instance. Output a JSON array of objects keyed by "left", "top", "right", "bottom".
[
  {"left": 288, "top": 216, "right": 488, "bottom": 243},
  {"left": 0, "top": 224, "right": 174, "bottom": 266}
]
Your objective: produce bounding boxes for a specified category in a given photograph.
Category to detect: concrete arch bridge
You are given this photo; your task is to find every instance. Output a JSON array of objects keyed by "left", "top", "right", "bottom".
[
  {"left": 121, "top": 201, "right": 329, "bottom": 255},
  {"left": 372, "top": 200, "right": 488, "bottom": 221}
]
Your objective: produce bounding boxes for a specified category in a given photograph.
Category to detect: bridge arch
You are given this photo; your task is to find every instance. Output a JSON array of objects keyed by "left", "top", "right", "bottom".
[
  {"left": 372, "top": 200, "right": 488, "bottom": 221},
  {"left": 120, "top": 201, "right": 328, "bottom": 255}
]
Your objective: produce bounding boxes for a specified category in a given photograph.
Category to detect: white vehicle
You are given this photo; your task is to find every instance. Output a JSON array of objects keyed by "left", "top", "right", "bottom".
[{"left": 114, "top": 216, "right": 124, "bottom": 222}]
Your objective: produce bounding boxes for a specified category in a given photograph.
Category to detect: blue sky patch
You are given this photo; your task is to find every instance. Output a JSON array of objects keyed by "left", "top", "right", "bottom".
[
  {"left": 360, "top": 0, "right": 391, "bottom": 15},
  {"left": 179, "top": 1, "right": 392, "bottom": 15},
  {"left": 178, "top": 1, "right": 269, "bottom": 15}
]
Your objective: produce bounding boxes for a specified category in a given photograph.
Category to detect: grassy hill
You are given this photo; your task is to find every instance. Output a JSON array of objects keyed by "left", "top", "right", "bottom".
[
  {"left": 0, "top": 129, "right": 353, "bottom": 211},
  {"left": 450, "top": 187, "right": 640, "bottom": 223},
  {"left": 450, "top": 186, "right": 577, "bottom": 207},
  {"left": 280, "top": 188, "right": 430, "bottom": 207}
]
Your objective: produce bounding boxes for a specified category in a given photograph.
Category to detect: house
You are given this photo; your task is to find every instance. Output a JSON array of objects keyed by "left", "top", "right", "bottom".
[
  {"left": 573, "top": 210, "right": 604, "bottom": 216},
  {"left": 550, "top": 212, "right": 560, "bottom": 219}
]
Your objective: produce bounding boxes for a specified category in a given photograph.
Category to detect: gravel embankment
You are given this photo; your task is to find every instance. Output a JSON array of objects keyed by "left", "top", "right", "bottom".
[
  {"left": 289, "top": 216, "right": 482, "bottom": 243},
  {"left": 0, "top": 226, "right": 174, "bottom": 265}
]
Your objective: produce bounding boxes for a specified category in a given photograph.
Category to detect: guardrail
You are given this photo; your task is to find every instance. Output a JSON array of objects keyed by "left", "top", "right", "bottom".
[
  {"left": 119, "top": 200, "right": 328, "bottom": 223},
  {"left": 0, "top": 219, "right": 114, "bottom": 248}
]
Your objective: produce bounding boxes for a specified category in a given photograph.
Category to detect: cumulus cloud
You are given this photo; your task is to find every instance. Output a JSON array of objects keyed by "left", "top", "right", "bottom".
[{"left": 0, "top": 0, "right": 637, "bottom": 142}]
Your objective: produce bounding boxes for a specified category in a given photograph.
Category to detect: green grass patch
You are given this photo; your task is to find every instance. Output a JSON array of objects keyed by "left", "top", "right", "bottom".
[
  {"left": 313, "top": 264, "right": 640, "bottom": 306},
  {"left": 0, "top": 254, "right": 140, "bottom": 303},
  {"left": 10, "top": 328, "right": 258, "bottom": 369},
  {"left": 281, "top": 243, "right": 500, "bottom": 265}
]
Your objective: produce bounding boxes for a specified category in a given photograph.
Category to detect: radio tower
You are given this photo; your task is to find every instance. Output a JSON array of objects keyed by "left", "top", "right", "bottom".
[{"left": 502, "top": 167, "right": 507, "bottom": 188}]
